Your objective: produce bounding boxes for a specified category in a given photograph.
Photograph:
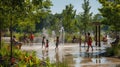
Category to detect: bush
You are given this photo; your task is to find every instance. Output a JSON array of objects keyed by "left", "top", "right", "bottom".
[
  {"left": 0, "top": 44, "right": 41, "bottom": 67},
  {"left": 106, "top": 44, "right": 120, "bottom": 57},
  {"left": 65, "top": 33, "right": 72, "bottom": 43},
  {"left": 0, "top": 42, "right": 68, "bottom": 67}
]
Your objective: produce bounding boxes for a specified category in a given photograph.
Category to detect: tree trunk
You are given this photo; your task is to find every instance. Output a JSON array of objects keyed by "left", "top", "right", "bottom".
[
  {"left": 0, "top": 29, "right": 1, "bottom": 49},
  {"left": 84, "top": 24, "right": 87, "bottom": 33},
  {"left": 10, "top": 18, "right": 13, "bottom": 60}
]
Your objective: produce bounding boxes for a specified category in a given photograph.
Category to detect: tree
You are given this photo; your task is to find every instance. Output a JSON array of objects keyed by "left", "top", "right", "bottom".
[
  {"left": 80, "top": 0, "right": 92, "bottom": 33},
  {"left": 50, "top": 14, "right": 63, "bottom": 33},
  {"left": 14, "top": 0, "right": 53, "bottom": 33},
  {"left": 0, "top": 0, "right": 26, "bottom": 50},
  {"left": 92, "top": 14, "right": 103, "bottom": 22},
  {"left": 0, "top": 0, "right": 52, "bottom": 32},
  {"left": 76, "top": 14, "right": 85, "bottom": 33},
  {"left": 0, "top": 0, "right": 52, "bottom": 62},
  {"left": 0, "top": 8, "right": 6, "bottom": 49},
  {"left": 35, "top": 13, "right": 57, "bottom": 32},
  {"left": 99, "top": 0, "right": 120, "bottom": 35},
  {"left": 62, "top": 4, "right": 77, "bottom": 33}
]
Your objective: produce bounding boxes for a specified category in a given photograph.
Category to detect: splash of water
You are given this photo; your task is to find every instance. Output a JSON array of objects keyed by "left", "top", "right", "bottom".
[{"left": 59, "top": 26, "right": 65, "bottom": 45}]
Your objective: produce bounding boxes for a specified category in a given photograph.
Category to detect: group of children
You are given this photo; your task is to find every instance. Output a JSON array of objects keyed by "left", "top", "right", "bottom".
[
  {"left": 42, "top": 36, "right": 59, "bottom": 50},
  {"left": 23, "top": 33, "right": 34, "bottom": 44},
  {"left": 13, "top": 32, "right": 93, "bottom": 52},
  {"left": 12, "top": 33, "right": 35, "bottom": 49}
]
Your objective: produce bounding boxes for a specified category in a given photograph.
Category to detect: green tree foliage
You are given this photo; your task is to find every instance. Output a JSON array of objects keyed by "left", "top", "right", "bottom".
[
  {"left": 0, "top": 0, "right": 26, "bottom": 27},
  {"left": 62, "top": 4, "right": 78, "bottom": 33},
  {"left": 0, "top": 0, "right": 26, "bottom": 49},
  {"left": 0, "top": 0, "right": 52, "bottom": 49},
  {"left": 0, "top": 0, "right": 52, "bottom": 32},
  {"left": 99, "top": 0, "right": 120, "bottom": 32},
  {"left": 35, "top": 13, "right": 59, "bottom": 33},
  {"left": 50, "top": 14, "right": 62, "bottom": 33},
  {"left": 92, "top": 13, "right": 108, "bottom": 31},
  {"left": 16, "top": 0, "right": 53, "bottom": 32},
  {"left": 92, "top": 14, "right": 103, "bottom": 22},
  {"left": 80, "top": 0, "right": 92, "bottom": 33},
  {"left": 76, "top": 14, "right": 85, "bottom": 33}
]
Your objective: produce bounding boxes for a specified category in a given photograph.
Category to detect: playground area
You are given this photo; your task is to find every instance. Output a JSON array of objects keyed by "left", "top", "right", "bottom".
[{"left": 19, "top": 37, "right": 120, "bottom": 67}]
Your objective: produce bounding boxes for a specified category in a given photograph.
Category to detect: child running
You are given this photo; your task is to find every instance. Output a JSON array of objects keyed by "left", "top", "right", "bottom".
[{"left": 86, "top": 33, "right": 93, "bottom": 52}]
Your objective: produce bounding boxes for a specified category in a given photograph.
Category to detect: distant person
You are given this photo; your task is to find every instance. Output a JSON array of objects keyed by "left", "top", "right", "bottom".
[
  {"left": 86, "top": 33, "right": 93, "bottom": 52},
  {"left": 79, "top": 36, "right": 82, "bottom": 47},
  {"left": 42, "top": 36, "right": 45, "bottom": 48},
  {"left": 23, "top": 33, "right": 29, "bottom": 43},
  {"left": 84, "top": 33, "right": 88, "bottom": 47},
  {"left": 72, "top": 36, "right": 76, "bottom": 43},
  {"left": 102, "top": 35, "right": 107, "bottom": 42},
  {"left": 29, "top": 33, "right": 34, "bottom": 45},
  {"left": 45, "top": 39, "right": 49, "bottom": 50},
  {"left": 55, "top": 36, "right": 59, "bottom": 49},
  {"left": 12, "top": 36, "right": 22, "bottom": 49},
  {"left": 111, "top": 35, "right": 119, "bottom": 47}
]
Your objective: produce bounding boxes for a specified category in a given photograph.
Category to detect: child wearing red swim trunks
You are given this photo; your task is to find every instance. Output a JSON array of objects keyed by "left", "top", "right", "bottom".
[{"left": 87, "top": 33, "right": 93, "bottom": 52}]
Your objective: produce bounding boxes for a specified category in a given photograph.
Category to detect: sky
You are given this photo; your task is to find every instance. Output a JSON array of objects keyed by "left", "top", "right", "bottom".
[{"left": 51, "top": 0, "right": 102, "bottom": 14}]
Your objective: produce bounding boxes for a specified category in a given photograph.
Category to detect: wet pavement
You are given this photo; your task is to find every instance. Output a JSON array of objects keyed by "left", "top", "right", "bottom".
[{"left": 21, "top": 42, "right": 120, "bottom": 67}]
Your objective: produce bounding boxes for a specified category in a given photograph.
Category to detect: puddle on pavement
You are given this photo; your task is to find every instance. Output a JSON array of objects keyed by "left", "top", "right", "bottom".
[{"left": 35, "top": 45, "right": 120, "bottom": 67}]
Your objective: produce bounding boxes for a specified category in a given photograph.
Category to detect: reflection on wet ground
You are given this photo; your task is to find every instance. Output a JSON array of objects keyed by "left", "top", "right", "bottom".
[{"left": 22, "top": 43, "right": 120, "bottom": 67}]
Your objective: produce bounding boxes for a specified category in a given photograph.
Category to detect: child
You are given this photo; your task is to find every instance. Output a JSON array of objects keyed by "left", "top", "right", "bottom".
[
  {"left": 29, "top": 33, "right": 34, "bottom": 45},
  {"left": 87, "top": 33, "right": 93, "bottom": 52},
  {"left": 42, "top": 36, "right": 45, "bottom": 48},
  {"left": 102, "top": 35, "right": 107, "bottom": 42},
  {"left": 45, "top": 39, "right": 49, "bottom": 50},
  {"left": 72, "top": 36, "right": 76, "bottom": 43},
  {"left": 55, "top": 36, "right": 59, "bottom": 49},
  {"left": 12, "top": 36, "right": 22, "bottom": 49}
]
